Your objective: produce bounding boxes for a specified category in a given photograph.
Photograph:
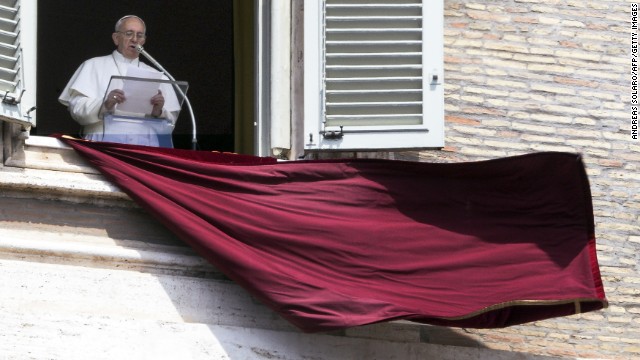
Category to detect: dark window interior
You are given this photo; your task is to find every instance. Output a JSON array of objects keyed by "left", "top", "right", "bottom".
[{"left": 35, "top": 1, "right": 235, "bottom": 151}]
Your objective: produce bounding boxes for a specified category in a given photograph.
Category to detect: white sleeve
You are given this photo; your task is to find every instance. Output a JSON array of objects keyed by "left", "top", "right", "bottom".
[
  {"left": 67, "top": 92, "right": 103, "bottom": 126},
  {"left": 160, "top": 109, "right": 178, "bottom": 124}
]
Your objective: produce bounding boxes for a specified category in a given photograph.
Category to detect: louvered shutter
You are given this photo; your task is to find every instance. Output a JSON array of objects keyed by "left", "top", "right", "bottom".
[
  {"left": 0, "top": 0, "right": 37, "bottom": 127},
  {"left": 304, "top": 0, "right": 443, "bottom": 150}
]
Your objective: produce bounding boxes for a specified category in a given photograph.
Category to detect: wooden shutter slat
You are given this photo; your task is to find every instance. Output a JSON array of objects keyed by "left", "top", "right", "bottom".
[
  {"left": 0, "top": 0, "right": 18, "bottom": 93},
  {"left": 324, "top": 0, "right": 423, "bottom": 128}
]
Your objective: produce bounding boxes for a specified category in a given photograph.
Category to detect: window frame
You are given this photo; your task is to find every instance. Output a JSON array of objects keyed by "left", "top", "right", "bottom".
[{"left": 303, "top": 0, "right": 444, "bottom": 151}]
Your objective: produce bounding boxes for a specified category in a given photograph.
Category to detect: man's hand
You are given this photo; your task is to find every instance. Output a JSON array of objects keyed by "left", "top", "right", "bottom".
[
  {"left": 150, "top": 90, "right": 165, "bottom": 117},
  {"left": 105, "top": 89, "right": 125, "bottom": 110}
]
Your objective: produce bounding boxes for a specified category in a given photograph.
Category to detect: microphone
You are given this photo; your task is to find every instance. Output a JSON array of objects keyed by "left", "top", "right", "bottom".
[
  {"left": 136, "top": 45, "right": 198, "bottom": 150},
  {"left": 136, "top": 45, "right": 173, "bottom": 81}
]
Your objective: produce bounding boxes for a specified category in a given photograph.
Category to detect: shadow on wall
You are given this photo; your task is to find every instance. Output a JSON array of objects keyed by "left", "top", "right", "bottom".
[
  {"left": 0, "top": 195, "right": 488, "bottom": 352},
  {"left": 419, "top": 325, "right": 485, "bottom": 347}
]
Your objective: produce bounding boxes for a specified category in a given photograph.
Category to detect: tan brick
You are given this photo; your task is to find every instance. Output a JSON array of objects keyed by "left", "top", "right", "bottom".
[
  {"left": 482, "top": 58, "right": 530, "bottom": 70},
  {"left": 485, "top": 98, "right": 510, "bottom": 107},
  {"left": 559, "top": 39, "right": 580, "bottom": 48},
  {"left": 608, "top": 171, "right": 640, "bottom": 181},
  {"left": 461, "top": 106, "right": 507, "bottom": 116},
  {"left": 531, "top": 5, "right": 557, "bottom": 13},
  {"left": 512, "top": 122, "right": 557, "bottom": 133},
  {"left": 582, "top": 43, "right": 607, "bottom": 53},
  {"left": 574, "top": 68, "right": 623, "bottom": 81},
  {"left": 530, "top": 83, "right": 576, "bottom": 94},
  {"left": 484, "top": 41, "right": 530, "bottom": 54},
  {"left": 511, "top": 16, "right": 539, "bottom": 24},
  {"left": 502, "top": 34, "right": 528, "bottom": 43},
  {"left": 464, "top": 87, "right": 509, "bottom": 97},
  {"left": 599, "top": 222, "right": 640, "bottom": 232},
  {"left": 556, "top": 128, "right": 601, "bottom": 138},
  {"left": 607, "top": 316, "right": 634, "bottom": 324},
  {"left": 465, "top": 3, "right": 487, "bottom": 11},
  {"left": 451, "top": 125, "right": 497, "bottom": 136},
  {"left": 624, "top": 346, "right": 640, "bottom": 355},
  {"left": 538, "top": 16, "right": 561, "bottom": 25},
  {"left": 460, "top": 95, "right": 484, "bottom": 103},
  {"left": 466, "top": 9, "right": 512, "bottom": 22},
  {"left": 513, "top": 53, "right": 556, "bottom": 63},
  {"left": 445, "top": 115, "right": 481, "bottom": 125},
  {"left": 597, "top": 159, "right": 624, "bottom": 167},
  {"left": 458, "top": 147, "right": 508, "bottom": 158},
  {"left": 483, "top": 140, "right": 530, "bottom": 150},
  {"left": 483, "top": 343, "right": 512, "bottom": 352},
  {"left": 585, "top": 2, "right": 609, "bottom": 10},
  {"left": 465, "top": 48, "right": 504, "bottom": 58},
  {"left": 452, "top": 38, "right": 483, "bottom": 48},
  {"left": 485, "top": 68, "right": 508, "bottom": 76},
  {"left": 444, "top": 104, "right": 460, "bottom": 113},
  {"left": 521, "top": 134, "right": 565, "bottom": 143},
  {"left": 509, "top": 92, "right": 547, "bottom": 102},
  {"left": 555, "top": 49, "right": 602, "bottom": 62},
  {"left": 621, "top": 258, "right": 638, "bottom": 266},
  {"left": 546, "top": 104, "right": 593, "bottom": 116},
  {"left": 498, "top": 24, "right": 528, "bottom": 33},
  {"left": 603, "top": 102, "right": 625, "bottom": 110},
  {"left": 602, "top": 131, "right": 631, "bottom": 141},
  {"left": 604, "top": 13, "right": 627, "bottom": 23},
  {"left": 554, "top": 76, "right": 599, "bottom": 88},
  {"left": 528, "top": 63, "right": 575, "bottom": 74},
  {"left": 562, "top": 19, "right": 587, "bottom": 27},
  {"left": 577, "top": 90, "right": 617, "bottom": 100},
  {"left": 608, "top": 305, "right": 627, "bottom": 314},
  {"left": 467, "top": 23, "right": 492, "bottom": 31},
  {"left": 529, "top": 143, "right": 576, "bottom": 152},
  {"left": 530, "top": 113, "right": 573, "bottom": 123},
  {"left": 459, "top": 66, "right": 485, "bottom": 74},
  {"left": 508, "top": 111, "right": 534, "bottom": 120},
  {"left": 486, "top": 78, "right": 528, "bottom": 89},
  {"left": 482, "top": 119, "right": 511, "bottom": 127},
  {"left": 446, "top": 136, "right": 484, "bottom": 146}
]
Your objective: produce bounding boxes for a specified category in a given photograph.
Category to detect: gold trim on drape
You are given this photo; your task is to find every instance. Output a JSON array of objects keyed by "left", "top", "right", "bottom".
[{"left": 440, "top": 298, "right": 607, "bottom": 322}]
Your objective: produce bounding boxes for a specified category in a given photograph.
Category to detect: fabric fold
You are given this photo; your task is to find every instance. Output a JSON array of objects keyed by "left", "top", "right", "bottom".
[{"left": 60, "top": 136, "right": 607, "bottom": 333}]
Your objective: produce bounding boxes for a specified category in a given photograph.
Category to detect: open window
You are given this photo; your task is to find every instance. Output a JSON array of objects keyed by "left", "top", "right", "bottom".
[{"left": 304, "top": 0, "right": 443, "bottom": 151}]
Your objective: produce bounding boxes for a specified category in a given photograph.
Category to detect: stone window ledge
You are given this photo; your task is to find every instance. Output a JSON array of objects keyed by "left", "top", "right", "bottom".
[{"left": 1, "top": 135, "right": 130, "bottom": 205}]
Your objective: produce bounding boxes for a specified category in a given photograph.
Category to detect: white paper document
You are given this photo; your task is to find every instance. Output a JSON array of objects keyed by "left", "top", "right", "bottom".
[{"left": 116, "top": 66, "right": 163, "bottom": 114}]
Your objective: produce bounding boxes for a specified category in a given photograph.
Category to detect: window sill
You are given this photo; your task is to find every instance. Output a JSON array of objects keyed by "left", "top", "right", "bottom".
[{"left": 1, "top": 135, "right": 130, "bottom": 205}]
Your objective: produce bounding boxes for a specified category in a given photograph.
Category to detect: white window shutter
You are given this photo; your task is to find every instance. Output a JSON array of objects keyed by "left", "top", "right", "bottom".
[
  {"left": 0, "top": 0, "right": 37, "bottom": 128},
  {"left": 304, "top": 0, "right": 443, "bottom": 151}
]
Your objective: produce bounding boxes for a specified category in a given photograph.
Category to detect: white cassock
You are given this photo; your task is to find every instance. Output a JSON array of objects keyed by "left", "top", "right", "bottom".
[{"left": 58, "top": 50, "right": 181, "bottom": 146}]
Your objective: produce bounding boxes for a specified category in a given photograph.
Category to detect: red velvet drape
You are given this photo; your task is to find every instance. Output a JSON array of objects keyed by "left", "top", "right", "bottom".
[{"left": 61, "top": 137, "right": 607, "bottom": 332}]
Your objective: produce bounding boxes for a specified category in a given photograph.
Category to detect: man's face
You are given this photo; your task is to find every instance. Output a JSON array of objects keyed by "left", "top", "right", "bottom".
[{"left": 112, "top": 18, "right": 146, "bottom": 59}]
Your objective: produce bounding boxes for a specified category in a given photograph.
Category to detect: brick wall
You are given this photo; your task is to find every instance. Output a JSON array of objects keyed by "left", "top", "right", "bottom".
[{"left": 394, "top": 1, "right": 638, "bottom": 359}]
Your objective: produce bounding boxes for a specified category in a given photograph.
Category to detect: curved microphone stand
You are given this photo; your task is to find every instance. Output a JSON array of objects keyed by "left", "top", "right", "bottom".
[{"left": 136, "top": 45, "right": 198, "bottom": 150}]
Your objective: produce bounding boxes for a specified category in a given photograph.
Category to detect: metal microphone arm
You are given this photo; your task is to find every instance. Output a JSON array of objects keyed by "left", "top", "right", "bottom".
[{"left": 136, "top": 45, "right": 198, "bottom": 150}]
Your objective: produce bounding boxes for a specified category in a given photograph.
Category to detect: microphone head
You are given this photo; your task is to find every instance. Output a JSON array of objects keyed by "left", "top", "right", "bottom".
[{"left": 135, "top": 45, "right": 144, "bottom": 53}]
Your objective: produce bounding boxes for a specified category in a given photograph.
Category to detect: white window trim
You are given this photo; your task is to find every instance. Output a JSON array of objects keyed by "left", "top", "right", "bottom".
[
  {"left": 254, "top": 0, "right": 295, "bottom": 158},
  {"left": 303, "top": 0, "right": 444, "bottom": 151}
]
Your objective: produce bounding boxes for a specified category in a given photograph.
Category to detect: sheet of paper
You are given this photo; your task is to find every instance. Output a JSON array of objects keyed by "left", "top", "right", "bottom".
[{"left": 116, "top": 66, "right": 163, "bottom": 115}]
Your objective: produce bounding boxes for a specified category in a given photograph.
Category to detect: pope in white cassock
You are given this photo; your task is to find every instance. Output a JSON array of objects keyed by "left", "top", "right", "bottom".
[{"left": 58, "top": 15, "right": 181, "bottom": 146}]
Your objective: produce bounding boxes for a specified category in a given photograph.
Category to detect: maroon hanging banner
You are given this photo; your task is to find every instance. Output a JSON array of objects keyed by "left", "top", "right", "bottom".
[{"left": 61, "top": 136, "right": 607, "bottom": 332}]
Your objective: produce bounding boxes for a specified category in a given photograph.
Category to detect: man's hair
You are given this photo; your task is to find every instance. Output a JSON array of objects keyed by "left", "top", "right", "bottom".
[{"left": 114, "top": 15, "right": 146, "bottom": 33}]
